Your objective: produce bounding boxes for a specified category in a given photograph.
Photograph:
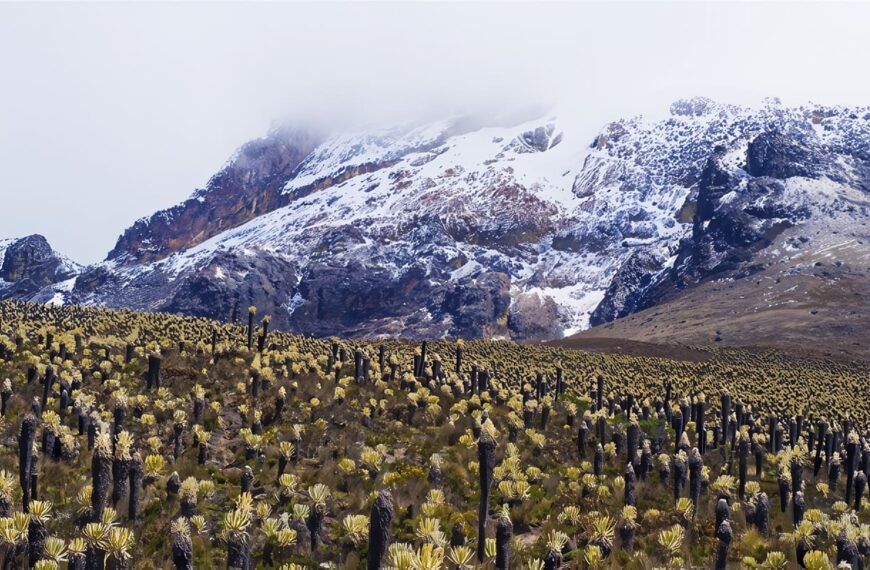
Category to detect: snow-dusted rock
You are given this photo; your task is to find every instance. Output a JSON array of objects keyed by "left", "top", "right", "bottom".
[{"left": 6, "top": 98, "right": 869, "bottom": 340}]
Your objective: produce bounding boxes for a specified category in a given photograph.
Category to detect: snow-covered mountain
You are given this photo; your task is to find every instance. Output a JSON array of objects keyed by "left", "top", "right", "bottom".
[
  {"left": 5, "top": 98, "right": 869, "bottom": 341},
  {"left": 0, "top": 235, "right": 80, "bottom": 303}
]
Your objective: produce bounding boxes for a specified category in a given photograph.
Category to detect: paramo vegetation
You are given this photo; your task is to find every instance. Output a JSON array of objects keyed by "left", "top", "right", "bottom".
[{"left": 0, "top": 300, "right": 867, "bottom": 569}]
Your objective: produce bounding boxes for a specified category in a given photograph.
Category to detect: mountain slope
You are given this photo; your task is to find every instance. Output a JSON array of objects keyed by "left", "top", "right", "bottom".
[
  {"left": 107, "top": 127, "right": 322, "bottom": 263},
  {"left": 0, "top": 235, "right": 80, "bottom": 302},
  {"left": 558, "top": 212, "right": 870, "bottom": 359},
  {"left": 10, "top": 98, "right": 870, "bottom": 342}
]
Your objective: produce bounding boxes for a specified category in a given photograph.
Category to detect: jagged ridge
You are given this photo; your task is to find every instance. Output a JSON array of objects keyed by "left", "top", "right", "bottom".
[{"left": 6, "top": 98, "right": 869, "bottom": 342}]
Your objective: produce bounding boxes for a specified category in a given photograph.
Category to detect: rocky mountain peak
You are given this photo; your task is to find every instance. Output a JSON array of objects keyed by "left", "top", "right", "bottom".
[
  {"left": 4, "top": 99, "right": 868, "bottom": 341},
  {"left": 0, "top": 235, "right": 79, "bottom": 300},
  {"left": 669, "top": 96, "right": 720, "bottom": 117},
  {"left": 106, "top": 127, "right": 323, "bottom": 264}
]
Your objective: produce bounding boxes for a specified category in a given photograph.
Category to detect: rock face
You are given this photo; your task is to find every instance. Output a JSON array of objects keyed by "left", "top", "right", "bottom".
[
  {"left": 0, "top": 235, "right": 79, "bottom": 300},
  {"left": 644, "top": 110, "right": 868, "bottom": 311},
  {"left": 107, "top": 127, "right": 322, "bottom": 263},
  {"left": 4, "top": 98, "right": 869, "bottom": 340},
  {"left": 162, "top": 251, "right": 299, "bottom": 327},
  {"left": 589, "top": 101, "right": 869, "bottom": 322},
  {"left": 745, "top": 131, "right": 828, "bottom": 180},
  {"left": 589, "top": 249, "right": 668, "bottom": 326}
]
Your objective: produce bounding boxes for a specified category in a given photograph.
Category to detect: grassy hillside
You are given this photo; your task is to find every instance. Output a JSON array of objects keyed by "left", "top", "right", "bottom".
[
  {"left": 564, "top": 228, "right": 870, "bottom": 361},
  {"left": 0, "top": 300, "right": 868, "bottom": 568}
]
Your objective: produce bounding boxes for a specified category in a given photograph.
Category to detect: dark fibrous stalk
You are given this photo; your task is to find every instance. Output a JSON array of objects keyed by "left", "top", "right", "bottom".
[
  {"left": 790, "top": 454, "right": 803, "bottom": 503},
  {"left": 146, "top": 354, "right": 162, "bottom": 390},
  {"left": 91, "top": 433, "right": 112, "bottom": 522},
  {"left": 167, "top": 472, "right": 181, "bottom": 495},
  {"left": 226, "top": 533, "right": 250, "bottom": 570},
  {"left": 69, "top": 550, "right": 86, "bottom": 570},
  {"left": 845, "top": 431, "right": 858, "bottom": 503},
  {"left": 367, "top": 490, "right": 393, "bottom": 570},
  {"left": 543, "top": 547, "right": 562, "bottom": 570},
  {"left": 672, "top": 412, "right": 683, "bottom": 453},
  {"left": 450, "top": 523, "right": 465, "bottom": 548},
  {"left": 87, "top": 414, "right": 97, "bottom": 450},
  {"left": 659, "top": 453, "right": 670, "bottom": 485},
  {"left": 737, "top": 433, "right": 749, "bottom": 500},
  {"left": 624, "top": 462, "right": 636, "bottom": 507},
  {"left": 688, "top": 447, "right": 702, "bottom": 512},
  {"left": 427, "top": 456, "right": 442, "bottom": 486},
  {"left": 250, "top": 371, "right": 260, "bottom": 400},
  {"left": 18, "top": 413, "right": 38, "bottom": 512},
  {"left": 695, "top": 396, "right": 706, "bottom": 453},
  {"left": 0, "top": 379, "right": 11, "bottom": 417},
  {"left": 240, "top": 466, "right": 254, "bottom": 495},
  {"left": 256, "top": 315, "right": 270, "bottom": 352},
  {"left": 715, "top": 520, "right": 732, "bottom": 570},
  {"left": 715, "top": 498, "right": 730, "bottom": 531},
  {"left": 30, "top": 452, "right": 38, "bottom": 501},
  {"left": 27, "top": 500, "right": 50, "bottom": 567},
  {"left": 767, "top": 415, "right": 777, "bottom": 453},
  {"left": 753, "top": 438, "right": 764, "bottom": 479},
  {"left": 854, "top": 470, "right": 867, "bottom": 512},
  {"left": 813, "top": 421, "right": 828, "bottom": 476},
  {"left": 179, "top": 477, "right": 198, "bottom": 518},
  {"left": 246, "top": 306, "right": 256, "bottom": 351},
  {"left": 307, "top": 493, "right": 327, "bottom": 553},
  {"left": 822, "top": 429, "right": 834, "bottom": 471},
  {"left": 495, "top": 510, "right": 512, "bottom": 570},
  {"left": 41, "top": 365, "right": 54, "bottom": 410},
  {"left": 837, "top": 532, "right": 861, "bottom": 570},
  {"left": 619, "top": 507, "right": 637, "bottom": 553},
  {"left": 418, "top": 341, "right": 427, "bottom": 378},
  {"left": 289, "top": 429, "right": 301, "bottom": 464},
  {"left": 42, "top": 422, "right": 56, "bottom": 459},
  {"left": 806, "top": 424, "right": 816, "bottom": 455},
  {"left": 595, "top": 408, "right": 607, "bottom": 445},
  {"left": 171, "top": 519, "right": 193, "bottom": 570},
  {"left": 793, "top": 490, "right": 806, "bottom": 527},
  {"left": 672, "top": 452, "right": 686, "bottom": 502},
  {"left": 273, "top": 387, "right": 286, "bottom": 424},
  {"left": 128, "top": 452, "right": 142, "bottom": 521},
  {"left": 193, "top": 397, "right": 204, "bottom": 426},
  {"left": 777, "top": 472, "right": 789, "bottom": 513},
  {"left": 594, "top": 444, "right": 604, "bottom": 478},
  {"left": 680, "top": 398, "right": 690, "bottom": 437},
  {"left": 639, "top": 440, "right": 651, "bottom": 480},
  {"left": 828, "top": 453, "right": 841, "bottom": 492},
  {"left": 173, "top": 422, "right": 184, "bottom": 461},
  {"left": 596, "top": 374, "right": 604, "bottom": 412},
  {"left": 477, "top": 426, "right": 496, "bottom": 563},
  {"left": 112, "top": 431, "right": 133, "bottom": 508},
  {"left": 753, "top": 492, "right": 770, "bottom": 536},
  {"left": 522, "top": 406, "right": 533, "bottom": 429},
  {"left": 627, "top": 420, "right": 639, "bottom": 469}
]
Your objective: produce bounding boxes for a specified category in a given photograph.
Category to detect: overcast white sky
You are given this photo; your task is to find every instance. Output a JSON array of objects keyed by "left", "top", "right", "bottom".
[{"left": 1, "top": 2, "right": 868, "bottom": 263}]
